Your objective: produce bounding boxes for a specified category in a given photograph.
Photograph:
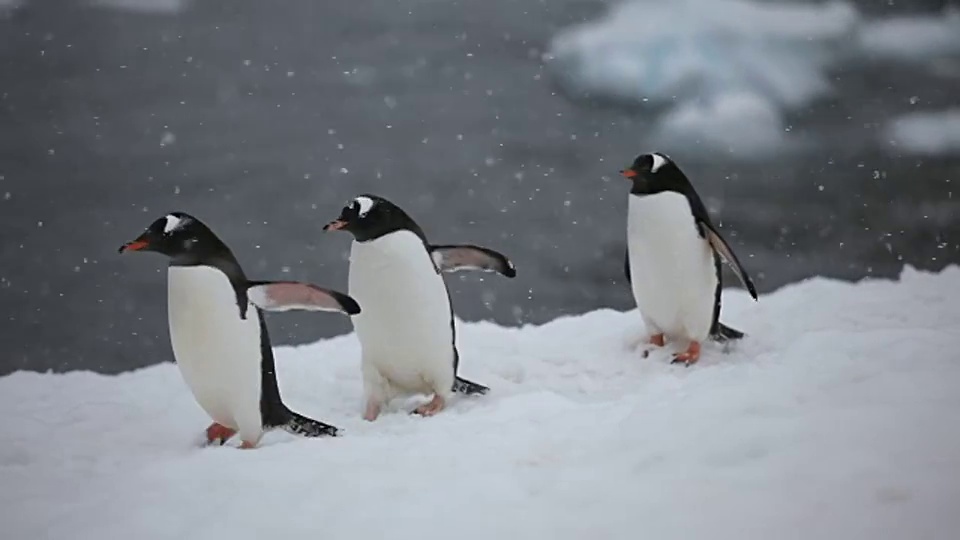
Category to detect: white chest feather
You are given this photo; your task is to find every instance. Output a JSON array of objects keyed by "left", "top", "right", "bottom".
[
  {"left": 167, "top": 266, "right": 264, "bottom": 433},
  {"left": 626, "top": 192, "right": 717, "bottom": 340},
  {"left": 348, "top": 230, "right": 455, "bottom": 392}
]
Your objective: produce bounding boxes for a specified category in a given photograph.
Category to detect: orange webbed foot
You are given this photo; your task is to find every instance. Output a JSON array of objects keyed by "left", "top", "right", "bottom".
[
  {"left": 413, "top": 394, "right": 446, "bottom": 417},
  {"left": 671, "top": 341, "right": 701, "bottom": 366},
  {"left": 205, "top": 423, "right": 237, "bottom": 446}
]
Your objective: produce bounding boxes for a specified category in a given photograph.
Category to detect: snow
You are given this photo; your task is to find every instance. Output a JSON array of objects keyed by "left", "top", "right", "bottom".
[
  {"left": 884, "top": 109, "right": 960, "bottom": 154},
  {"left": 3, "top": 265, "right": 960, "bottom": 539},
  {"left": 546, "top": 0, "right": 960, "bottom": 156}
]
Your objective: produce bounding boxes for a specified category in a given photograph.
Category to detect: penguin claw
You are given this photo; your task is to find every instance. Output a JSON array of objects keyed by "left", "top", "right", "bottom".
[
  {"left": 670, "top": 342, "right": 701, "bottom": 366},
  {"left": 205, "top": 422, "right": 236, "bottom": 445},
  {"left": 413, "top": 394, "right": 446, "bottom": 417},
  {"left": 670, "top": 355, "right": 693, "bottom": 367}
]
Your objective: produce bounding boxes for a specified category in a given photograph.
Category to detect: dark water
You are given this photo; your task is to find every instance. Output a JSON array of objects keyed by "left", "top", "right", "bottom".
[{"left": 1, "top": 0, "right": 958, "bottom": 375}]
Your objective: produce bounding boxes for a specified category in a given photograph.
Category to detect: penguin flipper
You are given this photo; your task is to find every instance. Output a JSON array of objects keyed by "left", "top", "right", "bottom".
[
  {"left": 699, "top": 224, "right": 758, "bottom": 300},
  {"left": 623, "top": 246, "right": 631, "bottom": 284},
  {"left": 429, "top": 245, "right": 516, "bottom": 278},
  {"left": 247, "top": 281, "right": 361, "bottom": 315},
  {"left": 710, "top": 321, "right": 746, "bottom": 342},
  {"left": 452, "top": 376, "right": 490, "bottom": 395},
  {"left": 278, "top": 409, "right": 340, "bottom": 438}
]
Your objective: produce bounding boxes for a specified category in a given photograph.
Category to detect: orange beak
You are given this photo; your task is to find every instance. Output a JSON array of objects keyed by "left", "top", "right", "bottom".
[
  {"left": 620, "top": 169, "right": 637, "bottom": 178},
  {"left": 118, "top": 239, "right": 149, "bottom": 253},
  {"left": 323, "top": 219, "right": 348, "bottom": 231}
]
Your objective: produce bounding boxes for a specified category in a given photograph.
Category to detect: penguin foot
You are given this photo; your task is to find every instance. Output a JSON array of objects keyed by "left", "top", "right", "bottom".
[
  {"left": 642, "top": 333, "right": 666, "bottom": 358},
  {"left": 413, "top": 394, "right": 446, "bottom": 417},
  {"left": 205, "top": 423, "right": 237, "bottom": 445},
  {"left": 671, "top": 341, "right": 701, "bottom": 366},
  {"left": 363, "top": 400, "right": 382, "bottom": 422},
  {"left": 240, "top": 440, "right": 257, "bottom": 450}
]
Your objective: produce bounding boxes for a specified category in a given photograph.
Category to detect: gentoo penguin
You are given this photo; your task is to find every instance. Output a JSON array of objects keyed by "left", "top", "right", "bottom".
[
  {"left": 619, "top": 152, "right": 758, "bottom": 365},
  {"left": 119, "top": 212, "right": 360, "bottom": 448},
  {"left": 323, "top": 194, "right": 516, "bottom": 421}
]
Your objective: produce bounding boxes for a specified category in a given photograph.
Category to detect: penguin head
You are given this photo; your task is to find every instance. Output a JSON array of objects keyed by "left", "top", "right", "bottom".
[
  {"left": 620, "top": 152, "right": 688, "bottom": 195},
  {"left": 119, "top": 212, "right": 223, "bottom": 261},
  {"left": 324, "top": 194, "right": 423, "bottom": 242}
]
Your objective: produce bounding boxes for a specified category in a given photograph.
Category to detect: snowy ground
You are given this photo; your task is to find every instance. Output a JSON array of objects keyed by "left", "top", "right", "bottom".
[{"left": 3, "top": 265, "right": 959, "bottom": 539}]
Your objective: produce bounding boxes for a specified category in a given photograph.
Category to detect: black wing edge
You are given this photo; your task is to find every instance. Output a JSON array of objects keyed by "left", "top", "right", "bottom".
[{"left": 700, "top": 224, "right": 758, "bottom": 301}]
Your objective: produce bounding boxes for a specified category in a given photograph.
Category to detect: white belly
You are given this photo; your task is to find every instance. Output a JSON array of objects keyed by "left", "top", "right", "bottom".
[
  {"left": 167, "top": 266, "right": 264, "bottom": 435},
  {"left": 348, "top": 230, "right": 455, "bottom": 395},
  {"left": 627, "top": 192, "right": 717, "bottom": 341}
]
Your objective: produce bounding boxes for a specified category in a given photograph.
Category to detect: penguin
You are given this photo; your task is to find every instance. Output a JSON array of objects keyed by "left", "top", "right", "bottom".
[
  {"left": 118, "top": 211, "right": 361, "bottom": 448},
  {"left": 619, "top": 152, "right": 758, "bottom": 366},
  {"left": 322, "top": 194, "right": 516, "bottom": 421}
]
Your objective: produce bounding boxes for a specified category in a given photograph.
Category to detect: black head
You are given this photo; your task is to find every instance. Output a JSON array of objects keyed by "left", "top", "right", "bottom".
[
  {"left": 323, "top": 194, "right": 426, "bottom": 242},
  {"left": 619, "top": 152, "right": 693, "bottom": 196},
  {"left": 118, "top": 212, "right": 232, "bottom": 264}
]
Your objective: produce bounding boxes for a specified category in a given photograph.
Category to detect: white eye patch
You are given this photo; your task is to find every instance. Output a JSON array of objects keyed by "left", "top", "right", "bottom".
[
  {"left": 650, "top": 153, "right": 668, "bottom": 173},
  {"left": 163, "top": 215, "right": 184, "bottom": 234},
  {"left": 354, "top": 196, "right": 374, "bottom": 218}
]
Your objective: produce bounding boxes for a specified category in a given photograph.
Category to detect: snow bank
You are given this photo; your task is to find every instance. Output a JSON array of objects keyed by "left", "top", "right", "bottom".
[
  {"left": 3, "top": 266, "right": 960, "bottom": 539},
  {"left": 546, "top": 0, "right": 960, "bottom": 156},
  {"left": 885, "top": 109, "right": 960, "bottom": 154}
]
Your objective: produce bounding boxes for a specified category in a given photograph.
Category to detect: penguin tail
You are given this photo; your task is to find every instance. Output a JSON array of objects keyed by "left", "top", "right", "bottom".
[
  {"left": 453, "top": 376, "right": 490, "bottom": 396},
  {"left": 710, "top": 322, "right": 746, "bottom": 343},
  {"left": 278, "top": 408, "right": 340, "bottom": 438}
]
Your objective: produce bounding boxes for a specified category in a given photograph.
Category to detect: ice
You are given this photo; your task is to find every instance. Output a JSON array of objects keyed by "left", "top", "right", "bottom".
[
  {"left": 3, "top": 265, "right": 960, "bottom": 539},
  {"left": 859, "top": 10, "right": 960, "bottom": 59},
  {"left": 546, "top": 0, "right": 960, "bottom": 156},
  {"left": 885, "top": 109, "right": 960, "bottom": 154}
]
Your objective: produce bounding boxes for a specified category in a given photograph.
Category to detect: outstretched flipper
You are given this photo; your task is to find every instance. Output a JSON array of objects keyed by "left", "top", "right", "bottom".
[
  {"left": 453, "top": 376, "right": 490, "bottom": 395},
  {"left": 247, "top": 281, "right": 361, "bottom": 315},
  {"left": 278, "top": 408, "right": 340, "bottom": 438},
  {"left": 699, "top": 224, "right": 758, "bottom": 300},
  {"left": 429, "top": 245, "right": 516, "bottom": 278}
]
